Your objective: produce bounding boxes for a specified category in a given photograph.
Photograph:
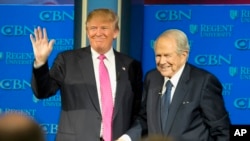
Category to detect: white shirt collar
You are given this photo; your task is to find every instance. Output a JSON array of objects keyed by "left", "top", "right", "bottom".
[
  {"left": 91, "top": 47, "right": 114, "bottom": 60},
  {"left": 164, "top": 63, "right": 186, "bottom": 88}
]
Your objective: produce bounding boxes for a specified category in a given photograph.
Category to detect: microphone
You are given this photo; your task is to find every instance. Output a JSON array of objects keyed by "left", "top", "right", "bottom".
[{"left": 158, "top": 88, "right": 162, "bottom": 95}]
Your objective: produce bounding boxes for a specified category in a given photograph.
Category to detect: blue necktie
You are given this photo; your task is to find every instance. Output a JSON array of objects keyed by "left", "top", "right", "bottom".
[{"left": 161, "top": 80, "right": 173, "bottom": 131}]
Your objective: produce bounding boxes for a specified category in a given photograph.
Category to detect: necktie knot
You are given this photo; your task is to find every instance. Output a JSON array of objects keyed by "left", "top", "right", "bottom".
[
  {"left": 165, "top": 80, "right": 173, "bottom": 91},
  {"left": 98, "top": 54, "right": 106, "bottom": 61}
]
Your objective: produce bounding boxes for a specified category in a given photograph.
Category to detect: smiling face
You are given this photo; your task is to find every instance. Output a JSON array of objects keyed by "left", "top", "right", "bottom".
[
  {"left": 86, "top": 9, "right": 119, "bottom": 54},
  {"left": 155, "top": 36, "right": 188, "bottom": 78}
]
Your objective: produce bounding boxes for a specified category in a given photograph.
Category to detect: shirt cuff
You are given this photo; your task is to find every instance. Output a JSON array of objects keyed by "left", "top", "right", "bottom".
[{"left": 119, "top": 134, "right": 132, "bottom": 141}]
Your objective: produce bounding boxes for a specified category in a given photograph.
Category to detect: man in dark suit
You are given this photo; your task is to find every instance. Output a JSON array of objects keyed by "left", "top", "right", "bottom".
[
  {"left": 30, "top": 8, "right": 142, "bottom": 141},
  {"left": 127, "top": 29, "right": 230, "bottom": 141}
]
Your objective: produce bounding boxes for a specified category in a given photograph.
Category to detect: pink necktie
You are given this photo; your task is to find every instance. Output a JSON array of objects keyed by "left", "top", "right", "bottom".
[{"left": 99, "top": 54, "right": 113, "bottom": 141}]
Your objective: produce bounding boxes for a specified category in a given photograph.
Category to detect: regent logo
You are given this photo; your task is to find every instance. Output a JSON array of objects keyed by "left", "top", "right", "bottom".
[
  {"left": 155, "top": 9, "right": 191, "bottom": 21},
  {"left": 189, "top": 24, "right": 234, "bottom": 37},
  {"left": 43, "top": 95, "right": 61, "bottom": 107},
  {"left": 3, "top": 108, "right": 36, "bottom": 117},
  {"left": 3, "top": 52, "right": 34, "bottom": 65},
  {"left": 33, "top": 94, "right": 61, "bottom": 107},
  {"left": 229, "top": 66, "right": 238, "bottom": 77},
  {"left": 222, "top": 83, "right": 232, "bottom": 96},
  {"left": 240, "top": 10, "right": 250, "bottom": 22},
  {"left": 230, "top": 10, "right": 238, "bottom": 20},
  {"left": 40, "top": 10, "right": 74, "bottom": 21},
  {"left": 229, "top": 10, "right": 250, "bottom": 22},
  {"left": 239, "top": 67, "right": 250, "bottom": 79},
  {"left": 229, "top": 66, "right": 250, "bottom": 80},
  {"left": 194, "top": 54, "right": 232, "bottom": 66},
  {"left": 53, "top": 38, "right": 74, "bottom": 50},
  {"left": 189, "top": 24, "right": 198, "bottom": 34}
]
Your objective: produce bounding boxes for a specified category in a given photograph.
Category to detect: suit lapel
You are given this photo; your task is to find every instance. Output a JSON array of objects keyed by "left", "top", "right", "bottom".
[
  {"left": 154, "top": 88, "right": 164, "bottom": 134},
  {"left": 148, "top": 72, "right": 165, "bottom": 134},
  {"left": 77, "top": 47, "right": 101, "bottom": 115},
  {"left": 165, "top": 64, "right": 191, "bottom": 134},
  {"left": 112, "top": 52, "right": 126, "bottom": 118}
]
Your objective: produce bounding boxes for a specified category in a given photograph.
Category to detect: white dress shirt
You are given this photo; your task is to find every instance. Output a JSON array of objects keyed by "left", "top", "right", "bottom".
[
  {"left": 91, "top": 47, "right": 117, "bottom": 137},
  {"left": 162, "top": 64, "right": 185, "bottom": 102}
]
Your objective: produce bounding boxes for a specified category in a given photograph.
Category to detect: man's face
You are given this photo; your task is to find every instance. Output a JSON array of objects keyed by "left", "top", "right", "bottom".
[
  {"left": 86, "top": 17, "right": 119, "bottom": 54},
  {"left": 155, "top": 36, "right": 187, "bottom": 78}
]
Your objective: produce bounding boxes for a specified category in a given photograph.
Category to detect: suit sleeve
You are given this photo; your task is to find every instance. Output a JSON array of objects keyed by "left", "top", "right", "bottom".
[
  {"left": 126, "top": 70, "right": 149, "bottom": 141},
  {"left": 31, "top": 53, "right": 65, "bottom": 99},
  {"left": 200, "top": 74, "right": 231, "bottom": 141}
]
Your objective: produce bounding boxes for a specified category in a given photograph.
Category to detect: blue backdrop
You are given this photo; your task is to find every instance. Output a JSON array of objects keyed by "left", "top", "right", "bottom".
[
  {"left": 1, "top": 3, "right": 250, "bottom": 141},
  {"left": 0, "top": 4, "right": 73, "bottom": 141},
  {"left": 142, "top": 4, "right": 250, "bottom": 125}
]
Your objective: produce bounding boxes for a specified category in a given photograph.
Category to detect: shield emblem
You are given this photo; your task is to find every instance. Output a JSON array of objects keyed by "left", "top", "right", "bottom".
[
  {"left": 230, "top": 10, "right": 238, "bottom": 20},
  {"left": 229, "top": 66, "right": 237, "bottom": 77},
  {"left": 189, "top": 24, "right": 198, "bottom": 34}
]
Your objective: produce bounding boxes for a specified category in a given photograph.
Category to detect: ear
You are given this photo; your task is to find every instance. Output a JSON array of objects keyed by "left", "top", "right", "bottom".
[
  {"left": 182, "top": 51, "right": 188, "bottom": 57},
  {"left": 113, "top": 29, "right": 119, "bottom": 39},
  {"left": 86, "top": 29, "right": 90, "bottom": 38},
  {"left": 181, "top": 51, "right": 189, "bottom": 62}
]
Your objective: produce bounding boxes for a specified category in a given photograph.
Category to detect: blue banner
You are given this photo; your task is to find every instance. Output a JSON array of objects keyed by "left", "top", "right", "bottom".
[
  {"left": 2, "top": 3, "right": 250, "bottom": 140},
  {"left": 143, "top": 5, "right": 250, "bottom": 125},
  {"left": 0, "top": 5, "right": 73, "bottom": 141}
]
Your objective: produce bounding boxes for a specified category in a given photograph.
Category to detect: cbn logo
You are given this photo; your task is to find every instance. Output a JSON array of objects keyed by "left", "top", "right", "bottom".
[
  {"left": 230, "top": 10, "right": 238, "bottom": 20},
  {"left": 0, "top": 79, "right": 30, "bottom": 89},
  {"left": 194, "top": 54, "right": 232, "bottom": 66},
  {"left": 39, "top": 10, "right": 74, "bottom": 21},
  {"left": 234, "top": 98, "right": 250, "bottom": 109},
  {"left": 1, "top": 25, "right": 34, "bottom": 36},
  {"left": 235, "top": 39, "right": 250, "bottom": 50},
  {"left": 155, "top": 10, "right": 192, "bottom": 21},
  {"left": 229, "top": 66, "right": 238, "bottom": 77},
  {"left": 189, "top": 24, "right": 198, "bottom": 34}
]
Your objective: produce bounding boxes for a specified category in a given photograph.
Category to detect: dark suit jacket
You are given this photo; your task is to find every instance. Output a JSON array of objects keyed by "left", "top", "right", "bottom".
[
  {"left": 129, "top": 63, "right": 230, "bottom": 141},
  {"left": 31, "top": 46, "right": 143, "bottom": 141}
]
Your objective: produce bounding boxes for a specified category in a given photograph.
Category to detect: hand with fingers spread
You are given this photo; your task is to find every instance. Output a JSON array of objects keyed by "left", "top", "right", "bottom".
[{"left": 30, "top": 26, "right": 55, "bottom": 67}]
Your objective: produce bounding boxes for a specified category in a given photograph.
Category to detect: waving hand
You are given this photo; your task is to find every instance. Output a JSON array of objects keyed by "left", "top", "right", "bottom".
[{"left": 30, "top": 26, "right": 55, "bottom": 67}]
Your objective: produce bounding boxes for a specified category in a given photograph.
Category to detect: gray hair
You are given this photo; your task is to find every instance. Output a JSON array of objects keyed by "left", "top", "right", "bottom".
[{"left": 154, "top": 29, "right": 190, "bottom": 55}]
